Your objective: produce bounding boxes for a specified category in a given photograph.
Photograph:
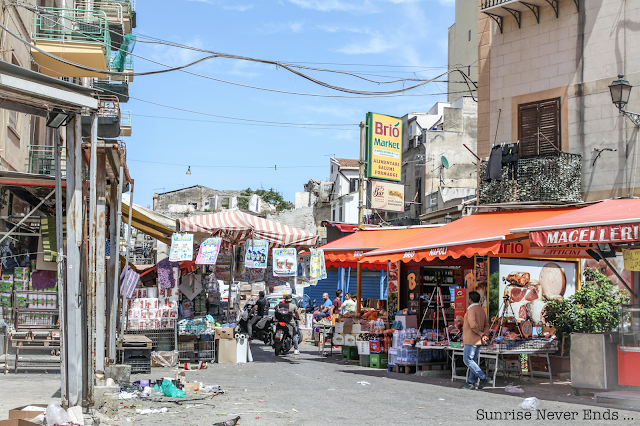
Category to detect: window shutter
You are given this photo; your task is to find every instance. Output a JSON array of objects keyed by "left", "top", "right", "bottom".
[
  {"left": 538, "top": 99, "right": 560, "bottom": 154},
  {"left": 518, "top": 98, "right": 561, "bottom": 157},
  {"left": 518, "top": 104, "right": 539, "bottom": 157},
  {"left": 349, "top": 179, "right": 357, "bottom": 193}
]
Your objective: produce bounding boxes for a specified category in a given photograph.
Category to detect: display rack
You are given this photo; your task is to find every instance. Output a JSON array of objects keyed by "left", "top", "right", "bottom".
[
  {"left": 124, "top": 328, "right": 176, "bottom": 351},
  {"left": 12, "top": 290, "right": 59, "bottom": 331}
]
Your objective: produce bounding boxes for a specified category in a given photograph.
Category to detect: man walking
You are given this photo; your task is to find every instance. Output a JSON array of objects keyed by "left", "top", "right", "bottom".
[{"left": 461, "top": 291, "right": 490, "bottom": 390}]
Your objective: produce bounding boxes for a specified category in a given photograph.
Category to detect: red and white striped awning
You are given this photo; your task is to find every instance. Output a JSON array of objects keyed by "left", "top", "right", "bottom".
[{"left": 178, "top": 210, "right": 317, "bottom": 248}]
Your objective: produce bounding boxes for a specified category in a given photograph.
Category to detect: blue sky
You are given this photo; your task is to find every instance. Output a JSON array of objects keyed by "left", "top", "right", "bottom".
[{"left": 127, "top": 0, "right": 456, "bottom": 208}]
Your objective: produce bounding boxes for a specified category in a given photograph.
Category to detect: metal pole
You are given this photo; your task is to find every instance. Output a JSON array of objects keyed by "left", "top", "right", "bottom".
[
  {"left": 358, "top": 121, "right": 366, "bottom": 227},
  {"left": 228, "top": 245, "right": 234, "bottom": 320},
  {"left": 108, "top": 166, "right": 124, "bottom": 360},
  {"left": 66, "top": 115, "right": 83, "bottom": 407},
  {"left": 121, "top": 181, "right": 134, "bottom": 333},
  {"left": 87, "top": 113, "right": 98, "bottom": 403},
  {"left": 54, "top": 128, "right": 66, "bottom": 406},
  {"left": 356, "top": 262, "right": 362, "bottom": 313},
  {"left": 95, "top": 150, "right": 107, "bottom": 373}
]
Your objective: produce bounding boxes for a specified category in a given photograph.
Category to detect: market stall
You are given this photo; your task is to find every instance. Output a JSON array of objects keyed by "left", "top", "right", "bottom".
[{"left": 171, "top": 210, "right": 318, "bottom": 363}]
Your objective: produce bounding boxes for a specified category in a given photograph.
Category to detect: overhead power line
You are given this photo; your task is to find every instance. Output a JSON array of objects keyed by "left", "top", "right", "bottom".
[{"left": 128, "top": 159, "right": 326, "bottom": 170}]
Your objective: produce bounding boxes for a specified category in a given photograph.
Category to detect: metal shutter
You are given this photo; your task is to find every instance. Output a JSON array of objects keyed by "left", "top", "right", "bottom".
[{"left": 305, "top": 269, "right": 383, "bottom": 306}]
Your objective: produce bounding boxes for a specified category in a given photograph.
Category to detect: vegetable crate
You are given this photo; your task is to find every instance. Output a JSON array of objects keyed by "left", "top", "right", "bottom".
[{"left": 359, "top": 355, "right": 370, "bottom": 367}]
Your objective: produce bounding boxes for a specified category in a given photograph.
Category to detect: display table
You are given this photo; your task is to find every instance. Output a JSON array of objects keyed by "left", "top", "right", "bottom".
[
  {"left": 316, "top": 324, "right": 334, "bottom": 357},
  {"left": 445, "top": 346, "right": 555, "bottom": 387}
]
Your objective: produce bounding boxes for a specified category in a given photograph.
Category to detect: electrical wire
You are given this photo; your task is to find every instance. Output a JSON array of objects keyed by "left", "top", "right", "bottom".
[
  {"left": 127, "top": 159, "right": 326, "bottom": 169},
  {"left": 9, "top": 3, "right": 463, "bottom": 97},
  {"left": 129, "top": 114, "right": 356, "bottom": 130}
]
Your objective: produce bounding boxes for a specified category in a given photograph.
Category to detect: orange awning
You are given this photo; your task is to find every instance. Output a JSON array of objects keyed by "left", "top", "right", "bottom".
[
  {"left": 320, "top": 226, "right": 442, "bottom": 264},
  {"left": 363, "top": 207, "right": 583, "bottom": 264}
]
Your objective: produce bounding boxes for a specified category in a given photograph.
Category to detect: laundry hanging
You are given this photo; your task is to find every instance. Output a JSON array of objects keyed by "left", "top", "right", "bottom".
[
  {"left": 484, "top": 145, "right": 503, "bottom": 182},
  {"left": 502, "top": 142, "right": 519, "bottom": 180}
]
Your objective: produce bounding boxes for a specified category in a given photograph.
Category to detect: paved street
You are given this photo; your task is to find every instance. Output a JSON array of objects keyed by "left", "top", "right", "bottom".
[{"left": 3, "top": 343, "right": 639, "bottom": 426}]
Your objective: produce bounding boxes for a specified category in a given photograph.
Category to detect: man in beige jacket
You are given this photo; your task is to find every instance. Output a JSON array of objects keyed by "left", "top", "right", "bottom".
[{"left": 461, "top": 291, "right": 490, "bottom": 389}]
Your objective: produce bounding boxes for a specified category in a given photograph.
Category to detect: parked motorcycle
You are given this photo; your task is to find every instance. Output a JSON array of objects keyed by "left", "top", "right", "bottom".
[
  {"left": 272, "top": 307, "right": 303, "bottom": 356},
  {"left": 235, "top": 301, "right": 273, "bottom": 345}
]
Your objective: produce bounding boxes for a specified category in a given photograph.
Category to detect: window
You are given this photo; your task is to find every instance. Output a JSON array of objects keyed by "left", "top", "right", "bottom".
[
  {"left": 349, "top": 178, "right": 358, "bottom": 193},
  {"left": 339, "top": 205, "right": 343, "bottom": 222},
  {"left": 8, "top": 110, "right": 17, "bottom": 131},
  {"left": 468, "top": 30, "right": 471, "bottom": 41},
  {"left": 518, "top": 98, "right": 561, "bottom": 157},
  {"left": 332, "top": 208, "right": 336, "bottom": 221},
  {"left": 468, "top": 66, "right": 471, "bottom": 76}
]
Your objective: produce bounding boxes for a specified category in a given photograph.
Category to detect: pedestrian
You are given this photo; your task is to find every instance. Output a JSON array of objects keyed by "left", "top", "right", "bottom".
[
  {"left": 332, "top": 289, "right": 343, "bottom": 316},
  {"left": 341, "top": 293, "right": 357, "bottom": 314},
  {"left": 461, "top": 291, "right": 490, "bottom": 390}
]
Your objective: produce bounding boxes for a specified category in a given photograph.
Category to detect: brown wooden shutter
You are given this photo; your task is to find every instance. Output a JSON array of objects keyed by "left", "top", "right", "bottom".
[
  {"left": 517, "top": 98, "right": 561, "bottom": 157},
  {"left": 538, "top": 99, "right": 561, "bottom": 154}
]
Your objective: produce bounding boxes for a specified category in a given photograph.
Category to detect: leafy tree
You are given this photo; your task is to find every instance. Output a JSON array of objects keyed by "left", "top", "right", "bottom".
[
  {"left": 489, "top": 271, "right": 500, "bottom": 319},
  {"left": 236, "top": 187, "right": 292, "bottom": 212}
]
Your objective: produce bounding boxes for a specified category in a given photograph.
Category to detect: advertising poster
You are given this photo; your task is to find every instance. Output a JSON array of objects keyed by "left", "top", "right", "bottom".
[
  {"left": 169, "top": 233, "right": 194, "bottom": 262},
  {"left": 215, "top": 252, "right": 232, "bottom": 281},
  {"left": 297, "top": 253, "right": 310, "bottom": 280},
  {"left": 365, "top": 112, "right": 403, "bottom": 181},
  {"left": 244, "top": 239, "right": 268, "bottom": 269},
  {"left": 499, "top": 259, "right": 577, "bottom": 324},
  {"left": 369, "top": 180, "right": 404, "bottom": 212},
  {"left": 272, "top": 248, "right": 297, "bottom": 276},
  {"left": 454, "top": 288, "right": 467, "bottom": 329},
  {"left": 310, "top": 249, "right": 327, "bottom": 280},
  {"left": 195, "top": 237, "right": 222, "bottom": 265},
  {"left": 582, "top": 254, "right": 633, "bottom": 290}
]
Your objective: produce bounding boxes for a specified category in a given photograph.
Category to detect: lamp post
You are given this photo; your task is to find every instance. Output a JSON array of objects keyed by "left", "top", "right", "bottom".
[
  {"left": 444, "top": 213, "right": 453, "bottom": 224},
  {"left": 609, "top": 74, "right": 640, "bottom": 126}
]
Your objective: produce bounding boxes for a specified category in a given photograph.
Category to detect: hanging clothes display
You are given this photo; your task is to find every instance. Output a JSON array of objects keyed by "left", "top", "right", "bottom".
[
  {"left": 502, "top": 142, "right": 519, "bottom": 180},
  {"left": 484, "top": 145, "right": 503, "bottom": 182},
  {"left": 158, "top": 257, "right": 178, "bottom": 289}
]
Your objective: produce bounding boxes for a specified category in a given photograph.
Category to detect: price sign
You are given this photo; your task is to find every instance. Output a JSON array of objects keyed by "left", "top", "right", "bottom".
[{"left": 623, "top": 249, "right": 640, "bottom": 271}]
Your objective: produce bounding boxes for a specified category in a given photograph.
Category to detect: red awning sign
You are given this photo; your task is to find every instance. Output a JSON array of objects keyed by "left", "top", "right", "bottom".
[{"left": 530, "top": 223, "right": 640, "bottom": 247}]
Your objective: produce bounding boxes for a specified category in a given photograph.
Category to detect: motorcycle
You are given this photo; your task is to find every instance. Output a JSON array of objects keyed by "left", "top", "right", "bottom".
[
  {"left": 235, "top": 301, "right": 274, "bottom": 345},
  {"left": 272, "top": 307, "right": 303, "bottom": 356}
]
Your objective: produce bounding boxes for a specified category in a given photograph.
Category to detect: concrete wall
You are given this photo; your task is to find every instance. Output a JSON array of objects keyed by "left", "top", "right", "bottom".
[
  {"left": 399, "top": 97, "right": 478, "bottom": 220},
  {"left": 155, "top": 186, "right": 248, "bottom": 211},
  {"left": 448, "top": 0, "right": 479, "bottom": 102},
  {"left": 482, "top": 0, "right": 640, "bottom": 200},
  {"left": 266, "top": 205, "right": 317, "bottom": 236}
]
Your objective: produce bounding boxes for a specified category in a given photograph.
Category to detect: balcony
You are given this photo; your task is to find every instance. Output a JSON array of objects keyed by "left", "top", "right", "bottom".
[
  {"left": 480, "top": 0, "right": 578, "bottom": 33},
  {"left": 75, "top": 0, "right": 134, "bottom": 49},
  {"left": 92, "top": 77, "right": 129, "bottom": 102},
  {"left": 81, "top": 95, "right": 121, "bottom": 138},
  {"left": 26, "top": 145, "right": 66, "bottom": 178},
  {"left": 479, "top": 152, "right": 582, "bottom": 204},
  {"left": 108, "top": 46, "right": 134, "bottom": 82},
  {"left": 32, "top": 7, "right": 111, "bottom": 77},
  {"left": 120, "top": 110, "right": 131, "bottom": 137}
]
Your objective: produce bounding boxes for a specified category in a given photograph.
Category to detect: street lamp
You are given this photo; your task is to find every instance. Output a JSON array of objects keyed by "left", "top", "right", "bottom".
[
  {"left": 186, "top": 166, "right": 192, "bottom": 175},
  {"left": 444, "top": 213, "right": 453, "bottom": 224},
  {"left": 609, "top": 74, "right": 640, "bottom": 126}
]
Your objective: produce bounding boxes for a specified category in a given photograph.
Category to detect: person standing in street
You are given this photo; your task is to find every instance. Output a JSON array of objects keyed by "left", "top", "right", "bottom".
[
  {"left": 332, "top": 289, "right": 343, "bottom": 316},
  {"left": 461, "top": 291, "right": 490, "bottom": 390}
]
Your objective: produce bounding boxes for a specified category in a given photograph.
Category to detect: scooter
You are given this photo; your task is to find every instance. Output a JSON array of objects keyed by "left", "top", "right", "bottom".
[
  {"left": 235, "top": 301, "right": 274, "bottom": 345},
  {"left": 272, "top": 307, "right": 303, "bottom": 356}
]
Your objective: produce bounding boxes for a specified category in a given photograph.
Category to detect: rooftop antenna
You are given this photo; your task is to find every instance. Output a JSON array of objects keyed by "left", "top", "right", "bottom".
[{"left": 439, "top": 156, "right": 451, "bottom": 186}]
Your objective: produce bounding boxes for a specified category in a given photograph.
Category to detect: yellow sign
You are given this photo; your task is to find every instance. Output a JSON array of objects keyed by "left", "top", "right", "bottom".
[
  {"left": 366, "top": 112, "right": 402, "bottom": 181},
  {"left": 622, "top": 249, "right": 640, "bottom": 271}
]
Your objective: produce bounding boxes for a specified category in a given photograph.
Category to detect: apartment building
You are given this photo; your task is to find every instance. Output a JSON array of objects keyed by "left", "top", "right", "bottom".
[{"left": 477, "top": 0, "right": 640, "bottom": 202}]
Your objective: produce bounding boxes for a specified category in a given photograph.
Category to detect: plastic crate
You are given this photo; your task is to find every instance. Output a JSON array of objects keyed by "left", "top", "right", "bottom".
[
  {"left": 370, "top": 353, "right": 388, "bottom": 369},
  {"left": 341, "top": 346, "right": 358, "bottom": 360},
  {"left": 359, "top": 355, "right": 370, "bottom": 367}
]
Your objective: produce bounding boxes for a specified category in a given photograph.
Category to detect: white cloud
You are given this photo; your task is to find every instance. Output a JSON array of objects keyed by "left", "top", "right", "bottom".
[
  {"left": 262, "top": 21, "right": 305, "bottom": 34},
  {"left": 287, "top": 0, "right": 377, "bottom": 13},
  {"left": 337, "top": 36, "right": 395, "bottom": 54},
  {"left": 223, "top": 4, "right": 254, "bottom": 11}
]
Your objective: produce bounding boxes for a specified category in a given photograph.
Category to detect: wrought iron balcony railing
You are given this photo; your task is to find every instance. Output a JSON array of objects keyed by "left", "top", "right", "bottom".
[
  {"left": 33, "top": 7, "right": 111, "bottom": 53},
  {"left": 480, "top": 0, "right": 513, "bottom": 8},
  {"left": 479, "top": 152, "right": 582, "bottom": 204},
  {"left": 92, "top": 77, "right": 129, "bottom": 102},
  {"left": 26, "top": 145, "right": 66, "bottom": 178}
]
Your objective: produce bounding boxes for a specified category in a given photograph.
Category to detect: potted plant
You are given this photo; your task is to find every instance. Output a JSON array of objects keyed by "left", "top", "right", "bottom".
[{"left": 544, "top": 267, "right": 630, "bottom": 389}]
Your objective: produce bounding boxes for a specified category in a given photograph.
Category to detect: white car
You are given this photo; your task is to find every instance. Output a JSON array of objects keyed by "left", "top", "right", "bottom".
[{"left": 266, "top": 293, "right": 313, "bottom": 317}]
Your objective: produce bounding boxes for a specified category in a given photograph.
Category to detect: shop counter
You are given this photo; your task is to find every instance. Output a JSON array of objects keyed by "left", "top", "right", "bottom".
[{"left": 445, "top": 346, "right": 556, "bottom": 387}]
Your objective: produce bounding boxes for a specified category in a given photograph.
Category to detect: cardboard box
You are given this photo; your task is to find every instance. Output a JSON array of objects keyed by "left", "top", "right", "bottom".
[
  {"left": 8, "top": 405, "right": 47, "bottom": 420},
  {"left": 183, "top": 382, "right": 200, "bottom": 391},
  {"left": 300, "top": 327, "right": 312, "bottom": 342},
  {"left": 215, "top": 328, "right": 235, "bottom": 340},
  {"left": 0, "top": 420, "right": 39, "bottom": 426},
  {"left": 217, "top": 339, "right": 237, "bottom": 364},
  {"left": 396, "top": 315, "right": 417, "bottom": 330}
]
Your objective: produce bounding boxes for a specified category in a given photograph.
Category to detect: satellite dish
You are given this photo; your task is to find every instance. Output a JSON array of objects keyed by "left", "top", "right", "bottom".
[{"left": 441, "top": 156, "right": 450, "bottom": 169}]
